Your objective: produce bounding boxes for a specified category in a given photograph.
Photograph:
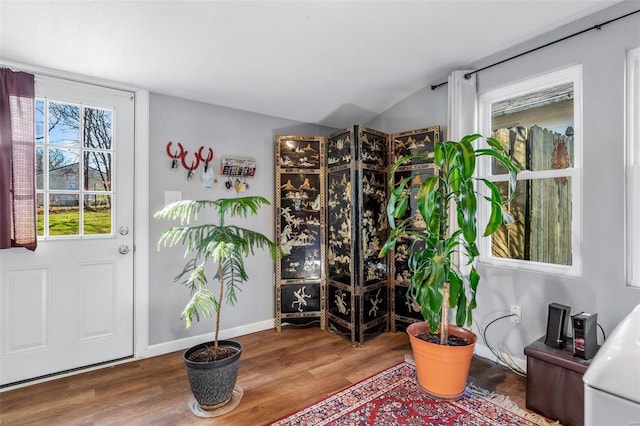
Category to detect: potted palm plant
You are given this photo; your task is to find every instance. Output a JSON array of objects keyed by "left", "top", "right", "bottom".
[
  {"left": 155, "top": 196, "right": 280, "bottom": 413},
  {"left": 380, "top": 133, "right": 518, "bottom": 399}
]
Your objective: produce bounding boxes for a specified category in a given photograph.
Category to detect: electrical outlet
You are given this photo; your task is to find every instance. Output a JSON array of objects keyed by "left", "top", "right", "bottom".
[{"left": 511, "top": 305, "right": 521, "bottom": 324}]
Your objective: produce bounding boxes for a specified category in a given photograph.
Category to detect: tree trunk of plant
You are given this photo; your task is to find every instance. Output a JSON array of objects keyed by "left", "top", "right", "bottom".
[
  {"left": 441, "top": 282, "right": 449, "bottom": 345},
  {"left": 214, "top": 260, "right": 224, "bottom": 358},
  {"left": 439, "top": 164, "right": 450, "bottom": 346}
]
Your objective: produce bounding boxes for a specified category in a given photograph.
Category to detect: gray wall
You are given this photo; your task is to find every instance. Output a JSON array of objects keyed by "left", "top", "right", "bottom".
[
  {"left": 370, "top": 1, "right": 640, "bottom": 358},
  {"left": 365, "top": 79, "right": 448, "bottom": 134},
  {"left": 148, "top": 1, "right": 640, "bottom": 354},
  {"left": 148, "top": 93, "right": 334, "bottom": 345}
]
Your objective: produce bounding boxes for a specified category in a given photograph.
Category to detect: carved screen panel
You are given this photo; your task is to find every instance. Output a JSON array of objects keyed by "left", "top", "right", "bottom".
[
  {"left": 280, "top": 284, "right": 322, "bottom": 314},
  {"left": 327, "top": 129, "right": 353, "bottom": 168},
  {"left": 278, "top": 138, "right": 322, "bottom": 169},
  {"left": 360, "top": 284, "right": 389, "bottom": 341},
  {"left": 275, "top": 135, "right": 325, "bottom": 331},
  {"left": 279, "top": 172, "right": 322, "bottom": 280},
  {"left": 327, "top": 168, "right": 352, "bottom": 286},
  {"left": 327, "top": 284, "right": 353, "bottom": 325},
  {"left": 360, "top": 128, "right": 387, "bottom": 168},
  {"left": 391, "top": 126, "right": 439, "bottom": 166},
  {"left": 389, "top": 126, "right": 440, "bottom": 332},
  {"left": 360, "top": 169, "right": 388, "bottom": 284}
]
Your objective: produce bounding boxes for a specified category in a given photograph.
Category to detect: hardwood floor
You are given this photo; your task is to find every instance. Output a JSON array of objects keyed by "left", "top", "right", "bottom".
[{"left": 0, "top": 327, "right": 527, "bottom": 425}]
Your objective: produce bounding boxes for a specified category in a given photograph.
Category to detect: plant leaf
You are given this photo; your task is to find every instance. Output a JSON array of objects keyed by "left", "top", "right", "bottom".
[
  {"left": 478, "top": 178, "right": 505, "bottom": 236},
  {"left": 458, "top": 180, "right": 477, "bottom": 244},
  {"left": 417, "top": 176, "right": 438, "bottom": 226},
  {"left": 457, "top": 137, "right": 476, "bottom": 179}
]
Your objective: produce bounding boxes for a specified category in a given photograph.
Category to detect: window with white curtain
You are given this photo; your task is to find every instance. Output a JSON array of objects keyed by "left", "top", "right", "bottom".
[
  {"left": 626, "top": 47, "right": 640, "bottom": 288},
  {"left": 478, "top": 65, "right": 583, "bottom": 276}
]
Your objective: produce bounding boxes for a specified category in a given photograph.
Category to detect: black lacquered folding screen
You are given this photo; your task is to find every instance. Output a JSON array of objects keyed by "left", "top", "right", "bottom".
[
  {"left": 325, "top": 125, "right": 389, "bottom": 345},
  {"left": 275, "top": 125, "right": 439, "bottom": 343}
]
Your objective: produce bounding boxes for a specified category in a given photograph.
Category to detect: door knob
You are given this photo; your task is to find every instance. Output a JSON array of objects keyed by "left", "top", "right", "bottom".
[{"left": 119, "top": 245, "right": 130, "bottom": 255}]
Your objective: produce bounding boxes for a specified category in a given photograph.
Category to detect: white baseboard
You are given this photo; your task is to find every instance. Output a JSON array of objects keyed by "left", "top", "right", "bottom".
[
  {"left": 141, "top": 318, "right": 276, "bottom": 359},
  {"left": 474, "top": 342, "right": 527, "bottom": 374}
]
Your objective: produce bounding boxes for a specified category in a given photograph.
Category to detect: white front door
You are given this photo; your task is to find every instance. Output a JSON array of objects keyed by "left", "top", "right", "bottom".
[{"left": 0, "top": 76, "right": 135, "bottom": 386}]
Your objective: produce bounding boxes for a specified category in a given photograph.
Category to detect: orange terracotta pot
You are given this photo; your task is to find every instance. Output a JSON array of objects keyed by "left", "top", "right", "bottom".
[{"left": 406, "top": 321, "right": 477, "bottom": 400}]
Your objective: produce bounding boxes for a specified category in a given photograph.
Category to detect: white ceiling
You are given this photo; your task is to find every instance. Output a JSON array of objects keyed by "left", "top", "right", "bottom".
[{"left": 0, "top": 1, "right": 621, "bottom": 128}]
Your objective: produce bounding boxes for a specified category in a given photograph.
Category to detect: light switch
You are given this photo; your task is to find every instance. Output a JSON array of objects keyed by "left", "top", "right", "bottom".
[{"left": 165, "top": 191, "right": 182, "bottom": 206}]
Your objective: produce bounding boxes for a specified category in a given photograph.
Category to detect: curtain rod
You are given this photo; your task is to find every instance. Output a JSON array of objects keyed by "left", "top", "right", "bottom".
[{"left": 430, "top": 8, "right": 640, "bottom": 90}]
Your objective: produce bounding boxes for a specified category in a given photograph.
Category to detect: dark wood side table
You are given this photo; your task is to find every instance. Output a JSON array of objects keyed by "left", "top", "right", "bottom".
[{"left": 524, "top": 337, "right": 594, "bottom": 426}]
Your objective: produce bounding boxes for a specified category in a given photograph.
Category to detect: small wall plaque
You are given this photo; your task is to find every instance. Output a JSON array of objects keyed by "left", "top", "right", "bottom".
[{"left": 220, "top": 157, "right": 256, "bottom": 177}]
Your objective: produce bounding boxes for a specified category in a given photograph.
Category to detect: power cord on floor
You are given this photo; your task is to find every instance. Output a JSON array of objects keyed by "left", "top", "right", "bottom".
[{"left": 478, "top": 314, "right": 527, "bottom": 378}]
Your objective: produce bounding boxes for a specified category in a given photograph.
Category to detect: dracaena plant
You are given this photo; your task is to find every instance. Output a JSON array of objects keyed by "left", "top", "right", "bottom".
[
  {"left": 380, "top": 134, "right": 518, "bottom": 344},
  {"left": 155, "top": 196, "right": 281, "bottom": 358}
]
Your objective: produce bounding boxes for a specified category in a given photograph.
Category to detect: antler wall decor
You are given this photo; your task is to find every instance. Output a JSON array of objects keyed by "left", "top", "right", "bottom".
[
  {"left": 197, "top": 146, "right": 215, "bottom": 187},
  {"left": 180, "top": 149, "right": 201, "bottom": 180},
  {"left": 166, "top": 142, "right": 216, "bottom": 183},
  {"left": 197, "top": 147, "right": 214, "bottom": 172},
  {"left": 166, "top": 141, "right": 185, "bottom": 169}
]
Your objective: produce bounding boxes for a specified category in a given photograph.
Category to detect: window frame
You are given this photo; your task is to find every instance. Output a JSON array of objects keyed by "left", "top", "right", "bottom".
[
  {"left": 35, "top": 96, "right": 116, "bottom": 240},
  {"left": 477, "top": 65, "right": 583, "bottom": 276},
  {"left": 626, "top": 47, "right": 640, "bottom": 288}
]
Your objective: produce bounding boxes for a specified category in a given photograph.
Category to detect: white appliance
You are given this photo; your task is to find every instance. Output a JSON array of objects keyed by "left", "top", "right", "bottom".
[{"left": 583, "top": 304, "right": 640, "bottom": 426}]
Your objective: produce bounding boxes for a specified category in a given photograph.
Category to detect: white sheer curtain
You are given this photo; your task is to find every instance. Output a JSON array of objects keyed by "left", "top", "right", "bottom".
[
  {"left": 626, "top": 47, "right": 640, "bottom": 287},
  {"left": 447, "top": 70, "right": 477, "bottom": 141},
  {"left": 446, "top": 70, "right": 478, "bottom": 281}
]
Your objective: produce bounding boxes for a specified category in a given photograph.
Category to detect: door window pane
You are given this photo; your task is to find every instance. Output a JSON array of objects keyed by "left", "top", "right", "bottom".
[
  {"left": 35, "top": 99, "right": 44, "bottom": 144},
  {"left": 84, "top": 151, "right": 111, "bottom": 191},
  {"left": 48, "top": 193, "right": 79, "bottom": 236},
  {"left": 83, "top": 107, "right": 112, "bottom": 149},
  {"left": 48, "top": 148, "right": 79, "bottom": 190},
  {"left": 83, "top": 194, "right": 111, "bottom": 235},
  {"left": 36, "top": 193, "right": 44, "bottom": 237},
  {"left": 48, "top": 102, "right": 79, "bottom": 146},
  {"left": 36, "top": 146, "right": 44, "bottom": 190}
]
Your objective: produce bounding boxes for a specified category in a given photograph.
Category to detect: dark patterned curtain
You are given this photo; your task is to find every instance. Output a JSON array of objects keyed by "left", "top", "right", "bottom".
[{"left": 0, "top": 68, "right": 36, "bottom": 250}]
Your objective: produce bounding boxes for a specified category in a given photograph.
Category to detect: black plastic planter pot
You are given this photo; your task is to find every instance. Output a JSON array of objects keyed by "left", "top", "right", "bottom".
[{"left": 183, "top": 340, "right": 242, "bottom": 410}]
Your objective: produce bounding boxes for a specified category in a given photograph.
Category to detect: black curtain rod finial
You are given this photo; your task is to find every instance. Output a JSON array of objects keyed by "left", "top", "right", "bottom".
[{"left": 430, "top": 81, "right": 447, "bottom": 91}]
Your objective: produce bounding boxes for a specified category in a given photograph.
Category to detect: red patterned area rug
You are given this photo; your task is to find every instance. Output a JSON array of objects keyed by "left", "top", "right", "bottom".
[{"left": 267, "top": 361, "right": 555, "bottom": 426}]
